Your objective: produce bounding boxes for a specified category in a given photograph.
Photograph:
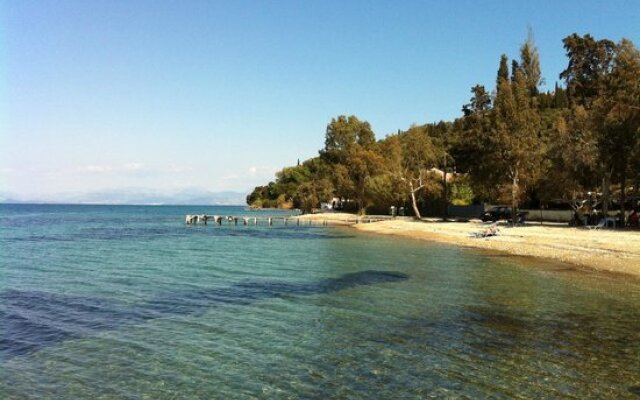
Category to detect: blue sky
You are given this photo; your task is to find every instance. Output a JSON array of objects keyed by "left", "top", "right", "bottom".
[{"left": 2, "top": 0, "right": 639, "bottom": 200}]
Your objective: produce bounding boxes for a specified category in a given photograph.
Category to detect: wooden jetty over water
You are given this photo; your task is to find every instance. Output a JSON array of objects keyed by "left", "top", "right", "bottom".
[{"left": 184, "top": 214, "right": 395, "bottom": 226}]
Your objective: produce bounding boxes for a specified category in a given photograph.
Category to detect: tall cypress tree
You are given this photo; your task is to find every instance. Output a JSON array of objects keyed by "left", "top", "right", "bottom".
[
  {"left": 497, "top": 54, "right": 510, "bottom": 89},
  {"left": 520, "top": 28, "right": 544, "bottom": 96}
]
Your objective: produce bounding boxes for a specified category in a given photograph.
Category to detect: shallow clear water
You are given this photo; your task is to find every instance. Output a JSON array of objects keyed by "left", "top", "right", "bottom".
[{"left": 1, "top": 204, "right": 639, "bottom": 399}]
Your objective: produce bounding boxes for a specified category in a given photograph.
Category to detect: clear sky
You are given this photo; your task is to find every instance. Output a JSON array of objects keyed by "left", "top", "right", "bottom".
[{"left": 2, "top": 0, "right": 639, "bottom": 200}]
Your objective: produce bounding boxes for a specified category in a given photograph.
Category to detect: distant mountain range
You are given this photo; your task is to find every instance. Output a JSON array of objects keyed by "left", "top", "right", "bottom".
[{"left": 0, "top": 188, "right": 248, "bottom": 206}]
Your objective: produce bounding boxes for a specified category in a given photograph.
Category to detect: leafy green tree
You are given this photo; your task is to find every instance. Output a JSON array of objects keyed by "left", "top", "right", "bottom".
[
  {"left": 378, "top": 126, "right": 440, "bottom": 219},
  {"left": 474, "top": 51, "right": 543, "bottom": 223},
  {"left": 369, "top": 134, "right": 406, "bottom": 209},
  {"left": 536, "top": 107, "right": 598, "bottom": 208},
  {"left": 320, "top": 115, "right": 383, "bottom": 214},
  {"left": 560, "top": 33, "right": 616, "bottom": 107},
  {"left": 591, "top": 39, "right": 640, "bottom": 217},
  {"left": 248, "top": 31, "right": 638, "bottom": 222},
  {"left": 560, "top": 35, "right": 639, "bottom": 218},
  {"left": 552, "top": 82, "right": 569, "bottom": 109},
  {"left": 462, "top": 84, "right": 491, "bottom": 116}
]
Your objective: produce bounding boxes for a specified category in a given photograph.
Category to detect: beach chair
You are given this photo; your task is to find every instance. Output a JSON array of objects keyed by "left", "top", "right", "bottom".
[
  {"left": 586, "top": 219, "right": 606, "bottom": 230},
  {"left": 471, "top": 224, "right": 500, "bottom": 238}
]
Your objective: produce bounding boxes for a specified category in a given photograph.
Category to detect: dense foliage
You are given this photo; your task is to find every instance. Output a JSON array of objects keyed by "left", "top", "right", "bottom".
[{"left": 247, "top": 33, "right": 640, "bottom": 218}]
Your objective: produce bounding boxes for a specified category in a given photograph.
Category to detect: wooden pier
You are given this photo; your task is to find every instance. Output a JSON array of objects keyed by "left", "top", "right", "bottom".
[
  {"left": 185, "top": 214, "right": 316, "bottom": 226},
  {"left": 184, "top": 214, "right": 394, "bottom": 226}
]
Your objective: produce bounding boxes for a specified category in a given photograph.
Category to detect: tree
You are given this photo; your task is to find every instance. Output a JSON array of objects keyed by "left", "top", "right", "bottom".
[
  {"left": 497, "top": 54, "right": 509, "bottom": 89},
  {"left": 561, "top": 35, "right": 640, "bottom": 219},
  {"left": 537, "top": 107, "right": 598, "bottom": 208},
  {"left": 462, "top": 84, "right": 491, "bottom": 116},
  {"left": 511, "top": 71, "right": 543, "bottom": 222},
  {"left": 591, "top": 39, "right": 640, "bottom": 219},
  {"left": 560, "top": 33, "right": 616, "bottom": 107},
  {"left": 519, "top": 28, "right": 544, "bottom": 96},
  {"left": 378, "top": 126, "right": 440, "bottom": 219},
  {"left": 401, "top": 126, "right": 440, "bottom": 218},
  {"left": 552, "top": 82, "right": 569, "bottom": 109},
  {"left": 473, "top": 51, "right": 543, "bottom": 224},
  {"left": 320, "top": 115, "right": 383, "bottom": 214}
]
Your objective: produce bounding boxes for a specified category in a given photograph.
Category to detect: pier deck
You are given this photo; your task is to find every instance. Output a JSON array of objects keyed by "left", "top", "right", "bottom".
[{"left": 184, "top": 214, "right": 394, "bottom": 226}]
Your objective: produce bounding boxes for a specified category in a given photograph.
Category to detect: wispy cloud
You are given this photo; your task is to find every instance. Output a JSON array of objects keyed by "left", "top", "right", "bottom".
[
  {"left": 165, "top": 164, "right": 194, "bottom": 173},
  {"left": 76, "top": 162, "right": 194, "bottom": 175},
  {"left": 221, "top": 166, "right": 276, "bottom": 182},
  {"left": 79, "top": 165, "right": 114, "bottom": 173},
  {"left": 123, "top": 162, "right": 144, "bottom": 171}
]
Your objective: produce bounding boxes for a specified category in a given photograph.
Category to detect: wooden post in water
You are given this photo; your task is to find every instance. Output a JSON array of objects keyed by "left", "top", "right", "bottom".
[
  {"left": 268, "top": 217, "right": 272, "bottom": 226},
  {"left": 284, "top": 218, "right": 287, "bottom": 226},
  {"left": 254, "top": 217, "right": 257, "bottom": 225},
  {"left": 297, "top": 218, "right": 300, "bottom": 226}
]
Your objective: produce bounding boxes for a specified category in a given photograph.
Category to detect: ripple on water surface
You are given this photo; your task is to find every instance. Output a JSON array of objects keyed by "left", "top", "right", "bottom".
[{"left": 1, "top": 204, "right": 639, "bottom": 399}]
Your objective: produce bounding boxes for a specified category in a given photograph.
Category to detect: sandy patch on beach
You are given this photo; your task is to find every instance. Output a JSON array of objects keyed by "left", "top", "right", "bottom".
[{"left": 297, "top": 213, "right": 640, "bottom": 277}]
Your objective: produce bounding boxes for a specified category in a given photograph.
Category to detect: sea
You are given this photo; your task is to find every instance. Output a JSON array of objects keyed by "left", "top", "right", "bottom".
[{"left": 1, "top": 204, "right": 639, "bottom": 399}]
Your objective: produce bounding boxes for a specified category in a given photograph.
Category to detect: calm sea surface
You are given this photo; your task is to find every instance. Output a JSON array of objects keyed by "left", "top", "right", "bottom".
[{"left": 1, "top": 204, "right": 639, "bottom": 399}]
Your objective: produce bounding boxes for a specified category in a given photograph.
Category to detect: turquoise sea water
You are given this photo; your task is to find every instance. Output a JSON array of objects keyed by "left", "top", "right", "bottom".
[{"left": 1, "top": 204, "right": 639, "bottom": 399}]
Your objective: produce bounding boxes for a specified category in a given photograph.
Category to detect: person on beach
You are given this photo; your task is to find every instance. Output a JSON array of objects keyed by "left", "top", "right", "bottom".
[
  {"left": 473, "top": 225, "right": 500, "bottom": 238},
  {"left": 629, "top": 209, "right": 639, "bottom": 228}
]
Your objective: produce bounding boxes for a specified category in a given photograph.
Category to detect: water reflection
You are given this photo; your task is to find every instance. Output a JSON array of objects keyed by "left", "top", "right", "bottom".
[{"left": 0, "top": 270, "right": 408, "bottom": 358}]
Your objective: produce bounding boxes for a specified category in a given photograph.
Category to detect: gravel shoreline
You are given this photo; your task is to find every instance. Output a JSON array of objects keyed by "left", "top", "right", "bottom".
[{"left": 297, "top": 213, "right": 640, "bottom": 278}]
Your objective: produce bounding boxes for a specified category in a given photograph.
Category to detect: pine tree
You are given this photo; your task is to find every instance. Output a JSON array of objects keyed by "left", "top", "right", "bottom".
[
  {"left": 497, "top": 54, "right": 509, "bottom": 89},
  {"left": 520, "top": 28, "right": 544, "bottom": 95}
]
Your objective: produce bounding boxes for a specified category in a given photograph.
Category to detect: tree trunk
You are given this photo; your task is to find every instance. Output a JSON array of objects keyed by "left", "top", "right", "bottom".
[
  {"left": 635, "top": 175, "right": 639, "bottom": 204},
  {"left": 442, "top": 153, "right": 449, "bottom": 221},
  {"left": 602, "top": 170, "right": 612, "bottom": 222},
  {"left": 357, "top": 178, "right": 366, "bottom": 215},
  {"left": 620, "top": 168, "right": 627, "bottom": 227},
  {"left": 409, "top": 181, "right": 422, "bottom": 220},
  {"left": 443, "top": 157, "right": 448, "bottom": 221},
  {"left": 511, "top": 168, "right": 519, "bottom": 226}
]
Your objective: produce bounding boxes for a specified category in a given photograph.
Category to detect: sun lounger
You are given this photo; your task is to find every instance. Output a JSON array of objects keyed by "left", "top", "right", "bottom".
[
  {"left": 471, "top": 225, "right": 500, "bottom": 238},
  {"left": 586, "top": 219, "right": 606, "bottom": 230}
]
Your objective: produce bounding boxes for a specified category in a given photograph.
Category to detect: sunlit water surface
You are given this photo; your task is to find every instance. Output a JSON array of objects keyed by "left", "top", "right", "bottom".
[{"left": 1, "top": 204, "right": 639, "bottom": 399}]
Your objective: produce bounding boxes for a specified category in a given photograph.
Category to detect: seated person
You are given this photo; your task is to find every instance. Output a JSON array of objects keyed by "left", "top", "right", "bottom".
[{"left": 629, "top": 209, "right": 639, "bottom": 227}]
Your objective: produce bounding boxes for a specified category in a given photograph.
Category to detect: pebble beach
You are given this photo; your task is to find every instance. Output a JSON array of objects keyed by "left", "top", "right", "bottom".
[{"left": 297, "top": 213, "right": 640, "bottom": 278}]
